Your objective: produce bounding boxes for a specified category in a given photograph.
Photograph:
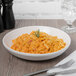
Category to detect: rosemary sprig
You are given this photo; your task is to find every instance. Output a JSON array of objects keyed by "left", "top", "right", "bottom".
[{"left": 34, "top": 29, "right": 40, "bottom": 38}]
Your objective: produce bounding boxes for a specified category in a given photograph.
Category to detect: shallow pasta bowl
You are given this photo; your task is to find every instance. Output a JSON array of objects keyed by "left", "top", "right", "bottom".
[{"left": 2, "top": 26, "right": 71, "bottom": 61}]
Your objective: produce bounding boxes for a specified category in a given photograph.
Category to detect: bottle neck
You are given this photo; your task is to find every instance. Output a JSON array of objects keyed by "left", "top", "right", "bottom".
[
  {"left": 2, "top": 2, "right": 13, "bottom": 7},
  {"left": 2, "top": 0, "right": 13, "bottom": 3},
  {"left": 0, "top": 3, "right": 2, "bottom": 9},
  {"left": 0, "top": 0, "right": 2, "bottom": 7}
]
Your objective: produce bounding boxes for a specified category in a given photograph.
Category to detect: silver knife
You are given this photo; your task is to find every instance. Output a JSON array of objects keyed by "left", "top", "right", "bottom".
[
  {"left": 56, "top": 69, "right": 76, "bottom": 75},
  {"left": 38, "top": 69, "right": 76, "bottom": 76}
]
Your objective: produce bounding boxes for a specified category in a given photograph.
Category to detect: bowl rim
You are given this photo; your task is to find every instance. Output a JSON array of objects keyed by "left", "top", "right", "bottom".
[{"left": 2, "top": 26, "right": 71, "bottom": 56}]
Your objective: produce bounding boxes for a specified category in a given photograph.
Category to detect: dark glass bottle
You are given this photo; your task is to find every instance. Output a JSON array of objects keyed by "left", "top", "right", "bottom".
[
  {"left": 2, "top": 0, "right": 15, "bottom": 29},
  {"left": 0, "top": 0, "right": 4, "bottom": 33}
]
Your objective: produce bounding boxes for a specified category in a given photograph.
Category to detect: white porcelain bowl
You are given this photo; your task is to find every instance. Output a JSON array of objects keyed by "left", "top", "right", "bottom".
[{"left": 2, "top": 26, "right": 71, "bottom": 61}]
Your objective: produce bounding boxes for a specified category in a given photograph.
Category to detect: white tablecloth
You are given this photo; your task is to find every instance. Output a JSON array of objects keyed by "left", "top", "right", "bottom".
[{"left": 47, "top": 50, "right": 76, "bottom": 76}]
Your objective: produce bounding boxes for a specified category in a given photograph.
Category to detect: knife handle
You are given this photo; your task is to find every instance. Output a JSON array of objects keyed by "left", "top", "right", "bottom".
[{"left": 24, "top": 66, "right": 58, "bottom": 76}]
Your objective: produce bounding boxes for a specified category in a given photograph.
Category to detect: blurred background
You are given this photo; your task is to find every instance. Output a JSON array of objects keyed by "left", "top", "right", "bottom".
[{"left": 13, "top": 0, "right": 62, "bottom": 19}]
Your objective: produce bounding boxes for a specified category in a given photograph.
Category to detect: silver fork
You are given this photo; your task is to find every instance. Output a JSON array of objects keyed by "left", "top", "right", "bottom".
[
  {"left": 54, "top": 59, "right": 75, "bottom": 69},
  {"left": 24, "top": 59, "right": 75, "bottom": 76}
]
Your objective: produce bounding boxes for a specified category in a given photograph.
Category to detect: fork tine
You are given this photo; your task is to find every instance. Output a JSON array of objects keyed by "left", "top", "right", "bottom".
[
  {"left": 60, "top": 59, "right": 75, "bottom": 68},
  {"left": 65, "top": 59, "right": 75, "bottom": 66},
  {"left": 63, "top": 59, "right": 74, "bottom": 65}
]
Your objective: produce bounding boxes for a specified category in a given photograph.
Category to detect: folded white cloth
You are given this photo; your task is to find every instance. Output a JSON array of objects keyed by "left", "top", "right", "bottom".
[{"left": 47, "top": 50, "right": 76, "bottom": 76}]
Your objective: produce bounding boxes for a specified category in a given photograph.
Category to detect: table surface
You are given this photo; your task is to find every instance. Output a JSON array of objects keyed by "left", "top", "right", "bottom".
[{"left": 0, "top": 19, "right": 76, "bottom": 76}]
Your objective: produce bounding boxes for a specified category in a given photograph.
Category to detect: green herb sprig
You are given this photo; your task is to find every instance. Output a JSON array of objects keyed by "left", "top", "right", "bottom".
[{"left": 35, "top": 29, "right": 40, "bottom": 38}]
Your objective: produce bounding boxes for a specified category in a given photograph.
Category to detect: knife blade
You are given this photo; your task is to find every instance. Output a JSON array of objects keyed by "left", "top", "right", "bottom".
[
  {"left": 56, "top": 69, "right": 76, "bottom": 75},
  {"left": 46, "top": 69, "right": 76, "bottom": 76}
]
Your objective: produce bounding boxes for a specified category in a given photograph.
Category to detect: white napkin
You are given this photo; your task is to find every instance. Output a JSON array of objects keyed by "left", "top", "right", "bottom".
[{"left": 47, "top": 50, "right": 76, "bottom": 76}]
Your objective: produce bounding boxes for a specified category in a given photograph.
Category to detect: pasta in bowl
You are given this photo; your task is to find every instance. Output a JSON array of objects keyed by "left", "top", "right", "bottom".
[
  {"left": 11, "top": 30, "right": 66, "bottom": 54},
  {"left": 3, "top": 26, "right": 71, "bottom": 61}
]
